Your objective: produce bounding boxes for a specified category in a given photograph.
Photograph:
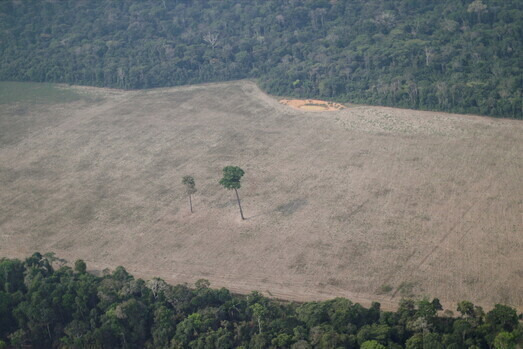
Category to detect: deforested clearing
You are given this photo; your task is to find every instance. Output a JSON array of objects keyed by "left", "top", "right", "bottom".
[{"left": 0, "top": 80, "right": 521, "bottom": 311}]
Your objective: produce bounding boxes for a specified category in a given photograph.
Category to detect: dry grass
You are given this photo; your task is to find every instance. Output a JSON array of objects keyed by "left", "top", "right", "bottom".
[{"left": 1, "top": 80, "right": 522, "bottom": 311}]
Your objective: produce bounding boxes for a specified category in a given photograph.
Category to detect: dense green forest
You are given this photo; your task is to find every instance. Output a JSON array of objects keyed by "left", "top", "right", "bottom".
[
  {"left": 0, "top": 0, "right": 521, "bottom": 118},
  {"left": 0, "top": 254, "right": 521, "bottom": 348}
]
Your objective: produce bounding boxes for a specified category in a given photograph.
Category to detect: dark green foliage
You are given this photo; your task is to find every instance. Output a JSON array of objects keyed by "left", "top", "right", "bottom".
[
  {"left": 74, "top": 259, "right": 87, "bottom": 274},
  {"left": 0, "top": 257, "right": 25, "bottom": 294},
  {"left": 0, "top": 254, "right": 521, "bottom": 348},
  {"left": 219, "top": 166, "right": 245, "bottom": 190},
  {"left": 486, "top": 304, "right": 519, "bottom": 333},
  {"left": 182, "top": 176, "right": 197, "bottom": 195},
  {"left": 0, "top": 0, "right": 521, "bottom": 118}
]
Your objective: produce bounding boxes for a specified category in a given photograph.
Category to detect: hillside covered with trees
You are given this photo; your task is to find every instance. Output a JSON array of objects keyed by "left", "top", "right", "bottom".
[
  {"left": 0, "top": 253, "right": 521, "bottom": 348},
  {"left": 0, "top": 0, "right": 521, "bottom": 118}
]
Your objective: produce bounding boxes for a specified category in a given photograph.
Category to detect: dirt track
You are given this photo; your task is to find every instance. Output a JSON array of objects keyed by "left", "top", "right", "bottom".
[{"left": 0, "top": 81, "right": 522, "bottom": 311}]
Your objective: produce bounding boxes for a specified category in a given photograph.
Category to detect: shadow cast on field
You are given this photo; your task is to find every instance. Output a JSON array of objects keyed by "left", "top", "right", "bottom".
[{"left": 243, "top": 212, "right": 267, "bottom": 221}]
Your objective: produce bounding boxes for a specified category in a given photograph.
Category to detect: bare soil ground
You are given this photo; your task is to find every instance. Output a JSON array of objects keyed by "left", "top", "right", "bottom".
[
  {"left": 0, "top": 81, "right": 522, "bottom": 311},
  {"left": 280, "top": 99, "right": 346, "bottom": 111}
]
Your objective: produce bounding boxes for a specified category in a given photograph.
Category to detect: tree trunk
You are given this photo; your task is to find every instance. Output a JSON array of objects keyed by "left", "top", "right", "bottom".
[
  {"left": 189, "top": 194, "right": 193, "bottom": 213},
  {"left": 121, "top": 332, "right": 128, "bottom": 349},
  {"left": 234, "top": 188, "right": 245, "bottom": 220},
  {"left": 257, "top": 317, "right": 262, "bottom": 334}
]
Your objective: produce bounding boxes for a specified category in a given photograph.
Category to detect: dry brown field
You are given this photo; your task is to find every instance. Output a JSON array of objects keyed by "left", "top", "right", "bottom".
[{"left": 0, "top": 80, "right": 522, "bottom": 311}]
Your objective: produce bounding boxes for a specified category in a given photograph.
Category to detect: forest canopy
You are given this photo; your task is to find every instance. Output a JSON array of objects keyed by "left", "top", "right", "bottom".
[
  {"left": 0, "top": 253, "right": 522, "bottom": 348},
  {"left": 0, "top": 0, "right": 521, "bottom": 118}
]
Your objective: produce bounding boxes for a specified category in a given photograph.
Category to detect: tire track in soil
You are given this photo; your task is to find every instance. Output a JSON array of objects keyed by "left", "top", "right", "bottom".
[{"left": 388, "top": 201, "right": 476, "bottom": 299}]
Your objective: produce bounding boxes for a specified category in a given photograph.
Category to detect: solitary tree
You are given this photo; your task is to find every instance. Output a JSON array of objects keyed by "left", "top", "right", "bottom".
[
  {"left": 182, "top": 176, "right": 197, "bottom": 213},
  {"left": 219, "top": 166, "right": 245, "bottom": 220}
]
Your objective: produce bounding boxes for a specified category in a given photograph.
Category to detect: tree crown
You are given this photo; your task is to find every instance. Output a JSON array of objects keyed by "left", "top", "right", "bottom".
[
  {"left": 182, "top": 175, "right": 197, "bottom": 195},
  {"left": 219, "top": 166, "right": 244, "bottom": 190}
]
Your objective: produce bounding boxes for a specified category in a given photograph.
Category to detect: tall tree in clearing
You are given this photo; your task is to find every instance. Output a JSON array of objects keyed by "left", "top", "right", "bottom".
[
  {"left": 219, "top": 166, "right": 245, "bottom": 220},
  {"left": 182, "top": 176, "right": 197, "bottom": 213}
]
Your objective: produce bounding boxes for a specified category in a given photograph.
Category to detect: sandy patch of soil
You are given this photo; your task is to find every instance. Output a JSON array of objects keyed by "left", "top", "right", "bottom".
[{"left": 280, "top": 98, "right": 345, "bottom": 111}]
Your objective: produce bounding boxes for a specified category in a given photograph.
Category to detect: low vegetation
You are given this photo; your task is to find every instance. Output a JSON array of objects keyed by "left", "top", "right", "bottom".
[{"left": 0, "top": 253, "right": 521, "bottom": 349}]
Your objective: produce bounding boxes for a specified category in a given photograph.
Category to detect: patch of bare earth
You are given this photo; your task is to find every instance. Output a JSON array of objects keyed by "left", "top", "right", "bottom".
[
  {"left": 280, "top": 98, "right": 345, "bottom": 111},
  {"left": 1, "top": 81, "right": 522, "bottom": 311}
]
